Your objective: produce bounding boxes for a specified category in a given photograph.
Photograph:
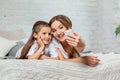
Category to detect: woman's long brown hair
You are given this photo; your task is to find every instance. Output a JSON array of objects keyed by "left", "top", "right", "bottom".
[
  {"left": 49, "top": 15, "right": 80, "bottom": 58},
  {"left": 19, "top": 21, "right": 49, "bottom": 59}
]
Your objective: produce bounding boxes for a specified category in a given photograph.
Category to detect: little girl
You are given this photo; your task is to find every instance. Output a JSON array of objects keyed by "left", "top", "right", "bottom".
[{"left": 19, "top": 21, "right": 53, "bottom": 59}]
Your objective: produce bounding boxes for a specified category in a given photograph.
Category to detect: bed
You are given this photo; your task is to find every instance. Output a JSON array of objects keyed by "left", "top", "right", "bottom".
[
  {"left": 1, "top": 54, "right": 120, "bottom": 80},
  {"left": 0, "top": 29, "right": 120, "bottom": 80}
]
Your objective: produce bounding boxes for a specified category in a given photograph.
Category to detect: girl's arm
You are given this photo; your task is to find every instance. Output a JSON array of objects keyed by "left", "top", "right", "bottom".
[
  {"left": 40, "top": 48, "right": 64, "bottom": 60},
  {"left": 40, "top": 55, "right": 59, "bottom": 60},
  {"left": 28, "top": 35, "right": 46, "bottom": 59},
  {"left": 27, "top": 46, "right": 44, "bottom": 59},
  {"left": 27, "top": 45, "right": 61, "bottom": 60}
]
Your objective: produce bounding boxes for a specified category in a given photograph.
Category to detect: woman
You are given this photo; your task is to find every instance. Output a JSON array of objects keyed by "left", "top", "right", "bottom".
[{"left": 48, "top": 15, "right": 99, "bottom": 67}]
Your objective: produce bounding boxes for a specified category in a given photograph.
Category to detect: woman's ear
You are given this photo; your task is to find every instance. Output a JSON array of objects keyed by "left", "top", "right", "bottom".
[
  {"left": 67, "top": 27, "right": 71, "bottom": 30},
  {"left": 33, "top": 32, "right": 38, "bottom": 39}
]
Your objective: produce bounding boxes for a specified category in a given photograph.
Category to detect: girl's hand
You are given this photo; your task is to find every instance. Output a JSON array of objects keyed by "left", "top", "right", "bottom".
[
  {"left": 83, "top": 56, "right": 100, "bottom": 67},
  {"left": 37, "top": 35, "right": 45, "bottom": 49}
]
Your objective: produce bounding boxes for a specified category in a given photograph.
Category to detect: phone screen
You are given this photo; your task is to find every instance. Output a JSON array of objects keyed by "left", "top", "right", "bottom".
[{"left": 64, "top": 29, "right": 73, "bottom": 35}]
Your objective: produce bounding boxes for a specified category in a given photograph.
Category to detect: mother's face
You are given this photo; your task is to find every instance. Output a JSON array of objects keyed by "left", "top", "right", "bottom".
[{"left": 51, "top": 20, "right": 67, "bottom": 42}]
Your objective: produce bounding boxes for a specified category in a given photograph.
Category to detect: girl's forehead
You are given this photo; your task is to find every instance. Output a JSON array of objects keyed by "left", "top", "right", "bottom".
[
  {"left": 41, "top": 26, "right": 51, "bottom": 29},
  {"left": 40, "top": 27, "right": 51, "bottom": 31}
]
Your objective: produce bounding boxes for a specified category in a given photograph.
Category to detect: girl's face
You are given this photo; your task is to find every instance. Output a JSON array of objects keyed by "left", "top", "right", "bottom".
[
  {"left": 36, "top": 27, "right": 52, "bottom": 45},
  {"left": 51, "top": 20, "right": 67, "bottom": 42}
]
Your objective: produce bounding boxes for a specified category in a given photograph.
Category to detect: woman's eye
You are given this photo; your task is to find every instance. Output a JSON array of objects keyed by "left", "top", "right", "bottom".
[{"left": 60, "top": 26, "right": 63, "bottom": 29}]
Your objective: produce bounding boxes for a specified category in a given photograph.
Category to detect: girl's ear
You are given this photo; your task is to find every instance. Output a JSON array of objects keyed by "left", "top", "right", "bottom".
[{"left": 33, "top": 32, "right": 38, "bottom": 39}]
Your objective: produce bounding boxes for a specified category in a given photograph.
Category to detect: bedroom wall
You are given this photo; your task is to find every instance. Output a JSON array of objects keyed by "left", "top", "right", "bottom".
[
  {"left": 0, "top": 0, "right": 120, "bottom": 53},
  {"left": 92, "top": 0, "right": 120, "bottom": 53},
  {"left": 83, "top": 0, "right": 120, "bottom": 53},
  {"left": 0, "top": 0, "right": 98, "bottom": 51}
]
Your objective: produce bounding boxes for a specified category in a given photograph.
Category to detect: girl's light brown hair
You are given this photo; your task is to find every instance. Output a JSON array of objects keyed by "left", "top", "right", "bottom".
[{"left": 19, "top": 21, "right": 49, "bottom": 59}]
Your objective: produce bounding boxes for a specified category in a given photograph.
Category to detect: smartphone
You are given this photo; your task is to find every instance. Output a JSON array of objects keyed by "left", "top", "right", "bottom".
[{"left": 64, "top": 29, "right": 73, "bottom": 35}]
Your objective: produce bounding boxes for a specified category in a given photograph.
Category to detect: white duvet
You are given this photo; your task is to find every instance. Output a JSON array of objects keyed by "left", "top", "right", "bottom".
[{"left": 0, "top": 53, "right": 120, "bottom": 80}]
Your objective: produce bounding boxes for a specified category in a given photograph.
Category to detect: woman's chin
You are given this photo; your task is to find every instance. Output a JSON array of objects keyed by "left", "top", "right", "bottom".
[
  {"left": 59, "top": 38, "right": 65, "bottom": 42},
  {"left": 44, "top": 42, "right": 50, "bottom": 45}
]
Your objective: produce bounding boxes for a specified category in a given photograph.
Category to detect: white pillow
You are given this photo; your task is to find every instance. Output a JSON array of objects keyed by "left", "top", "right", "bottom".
[
  {"left": 0, "top": 29, "right": 25, "bottom": 40},
  {"left": 0, "top": 36, "right": 16, "bottom": 57}
]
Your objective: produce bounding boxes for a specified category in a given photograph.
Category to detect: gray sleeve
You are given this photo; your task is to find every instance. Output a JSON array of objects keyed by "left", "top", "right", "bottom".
[{"left": 15, "top": 47, "right": 23, "bottom": 58}]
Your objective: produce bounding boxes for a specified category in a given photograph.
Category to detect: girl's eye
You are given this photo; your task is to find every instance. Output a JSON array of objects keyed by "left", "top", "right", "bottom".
[
  {"left": 43, "top": 32, "right": 46, "bottom": 35},
  {"left": 48, "top": 32, "right": 51, "bottom": 35},
  {"left": 52, "top": 29, "right": 56, "bottom": 33}
]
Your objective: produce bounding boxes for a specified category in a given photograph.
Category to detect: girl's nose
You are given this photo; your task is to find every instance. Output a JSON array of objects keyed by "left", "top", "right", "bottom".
[
  {"left": 46, "top": 34, "right": 49, "bottom": 37},
  {"left": 46, "top": 34, "right": 51, "bottom": 38}
]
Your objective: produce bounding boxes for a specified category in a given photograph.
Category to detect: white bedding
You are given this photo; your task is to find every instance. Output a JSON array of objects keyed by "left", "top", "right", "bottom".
[{"left": 0, "top": 53, "right": 120, "bottom": 80}]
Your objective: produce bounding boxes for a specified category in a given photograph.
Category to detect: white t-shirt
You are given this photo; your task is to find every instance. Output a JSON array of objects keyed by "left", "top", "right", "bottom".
[
  {"left": 48, "top": 38, "right": 68, "bottom": 58},
  {"left": 16, "top": 38, "right": 69, "bottom": 59},
  {"left": 15, "top": 41, "right": 49, "bottom": 58}
]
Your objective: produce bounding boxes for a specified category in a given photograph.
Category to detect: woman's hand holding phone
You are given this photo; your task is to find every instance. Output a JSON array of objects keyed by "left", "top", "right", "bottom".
[{"left": 64, "top": 29, "right": 85, "bottom": 52}]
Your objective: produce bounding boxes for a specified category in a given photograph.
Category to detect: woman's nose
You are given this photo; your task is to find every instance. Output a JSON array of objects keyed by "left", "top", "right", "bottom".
[{"left": 56, "top": 30, "right": 61, "bottom": 35}]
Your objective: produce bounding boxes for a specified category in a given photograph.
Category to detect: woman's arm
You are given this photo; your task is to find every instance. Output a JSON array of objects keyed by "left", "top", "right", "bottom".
[
  {"left": 74, "top": 37, "right": 85, "bottom": 53},
  {"left": 55, "top": 47, "right": 65, "bottom": 60},
  {"left": 64, "top": 56, "right": 99, "bottom": 67}
]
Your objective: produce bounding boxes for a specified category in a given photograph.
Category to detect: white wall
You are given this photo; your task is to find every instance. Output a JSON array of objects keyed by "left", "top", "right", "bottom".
[
  {"left": 92, "top": 0, "right": 120, "bottom": 53},
  {"left": 0, "top": 0, "right": 120, "bottom": 53}
]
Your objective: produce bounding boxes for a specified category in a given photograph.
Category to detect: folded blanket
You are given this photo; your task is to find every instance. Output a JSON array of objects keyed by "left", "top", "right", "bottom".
[{"left": 0, "top": 54, "right": 120, "bottom": 80}]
